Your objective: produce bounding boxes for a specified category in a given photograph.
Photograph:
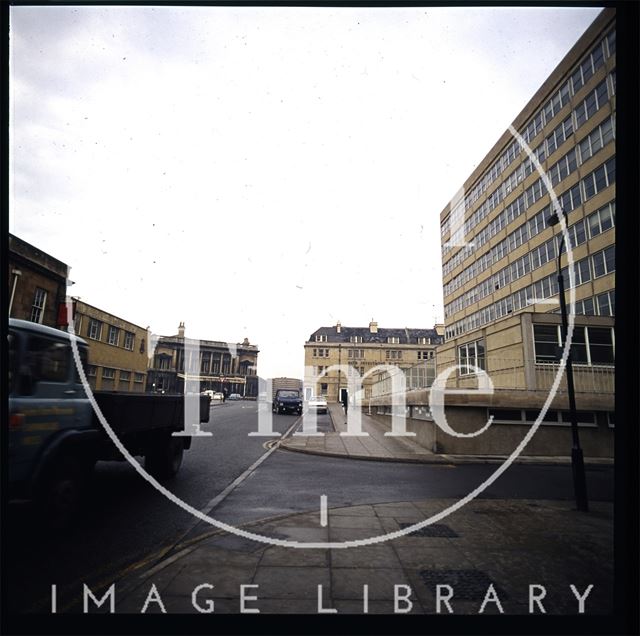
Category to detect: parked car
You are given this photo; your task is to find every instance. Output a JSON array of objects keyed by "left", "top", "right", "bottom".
[
  {"left": 204, "top": 390, "right": 224, "bottom": 401},
  {"left": 307, "top": 395, "right": 328, "bottom": 414},
  {"left": 272, "top": 389, "right": 302, "bottom": 415},
  {"left": 227, "top": 393, "right": 242, "bottom": 401}
]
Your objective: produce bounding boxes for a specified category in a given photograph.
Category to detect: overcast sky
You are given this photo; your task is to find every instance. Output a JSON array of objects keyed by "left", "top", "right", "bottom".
[{"left": 9, "top": 5, "right": 602, "bottom": 379}]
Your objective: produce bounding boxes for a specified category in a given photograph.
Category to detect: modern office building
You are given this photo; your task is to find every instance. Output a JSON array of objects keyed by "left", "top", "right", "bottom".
[
  {"left": 71, "top": 299, "right": 149, "bottom": 392},
  {"left": 304, "top": 320, "right": 444, "bottom": 403},
  {"left": 433, "top": 9, "right": 615, "bottom": 456},
  {"left": 147, "top": 322, "right": 260, "bottom": 397}
]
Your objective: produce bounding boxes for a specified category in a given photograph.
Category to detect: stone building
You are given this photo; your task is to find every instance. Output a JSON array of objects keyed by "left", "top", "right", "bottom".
[
  {"left": 146, "top": 323, "right": 259, "bottom": 398},
  {"left": 304, "top": 320, "right": 444, "bottom": 403},
  {"left": 71, "top": 299, "right": 149, "bottom": 392},
  {"left": 8, "top": 234, "right": 69, "bottom": 329}
]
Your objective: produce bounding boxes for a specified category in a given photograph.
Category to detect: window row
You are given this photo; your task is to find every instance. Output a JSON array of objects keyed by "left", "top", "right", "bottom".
[
  {"left": 444, "top": 245, "right": 615, "bottom": 340},
  {"left": 442, "top": 68, "right": 614, "bottom": 263},
  {"left": 488, "top": 408, "right": 611, "bottom": 427},
  {"left": 533, "top": 324, "right": 614, "bottom": 365},
  {"left": 312, "top": 348, "right": 330, "bottom": 358},
  {"left": 444, "top": 150, "right": 616, "bottom": 299},
  {"left": 84, "top": 318, "right": 139, "bottom": 352},
  {"left": 441, "top": 25, "right": 614, "bottom": 240},
  {"left": 548, "top": 290, "right": 615, "bottom": 318},
  {"left": 87, "top": 365, "right": 145, "bottom": 383},
  {"left": 445, "top": 201, "right": 615, "bottom": 319}
]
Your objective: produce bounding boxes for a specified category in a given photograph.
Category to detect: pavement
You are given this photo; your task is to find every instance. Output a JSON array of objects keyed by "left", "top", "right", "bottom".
[
  {"left": 107, "top": 405, "right": 614, "bottom": 616},
  {"left": 279, "top": 403, "right": 614, "bottom": 466}
]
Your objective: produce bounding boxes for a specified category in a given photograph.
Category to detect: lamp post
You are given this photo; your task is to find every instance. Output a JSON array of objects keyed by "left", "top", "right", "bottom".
[
  {"left": 337, "top": 343, "right": 342, "bottom": 404},
  {"left": 547, "top": 209, "right": 589, "bottom": 512}
]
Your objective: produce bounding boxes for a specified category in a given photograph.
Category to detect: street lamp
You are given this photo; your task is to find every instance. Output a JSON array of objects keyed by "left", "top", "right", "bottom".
[
  {"left": 337, "top": 343, "right": 342, "bottom": 404},
  {"left": 547, "top": 209, "right": 589, "bottom": 512}
]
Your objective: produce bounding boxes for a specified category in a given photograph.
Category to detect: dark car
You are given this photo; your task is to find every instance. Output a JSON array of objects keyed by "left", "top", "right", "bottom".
[{"left": 272, "top": 389, "right": 302, "bottom": 415}]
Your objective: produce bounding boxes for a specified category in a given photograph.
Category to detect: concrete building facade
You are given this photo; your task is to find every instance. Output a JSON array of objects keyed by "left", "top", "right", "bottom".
[
  {"left": 304, "top": 321, "right": 444, "bottom": 403},
  {"left": 8, "top": 234, "right": 69, "bottom": 330},
  {"left": 369, "top": 10, "right": 615, "bottom": 458},
  {"left": 434, "top": 9, "right": 616, "bottom": 456},
  {"left": 71, "top": 299, "right": 149, "bottom": 392}
]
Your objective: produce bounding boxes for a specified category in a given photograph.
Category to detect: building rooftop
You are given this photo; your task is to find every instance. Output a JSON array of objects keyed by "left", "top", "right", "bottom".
[{"left": 307, "top": 323, "right": 444, "bottom": 345}]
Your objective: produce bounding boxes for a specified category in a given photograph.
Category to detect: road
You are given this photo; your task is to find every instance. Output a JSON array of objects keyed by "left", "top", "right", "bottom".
[{"left": 6, "top": 400, "right": 614, "bottom": 614}]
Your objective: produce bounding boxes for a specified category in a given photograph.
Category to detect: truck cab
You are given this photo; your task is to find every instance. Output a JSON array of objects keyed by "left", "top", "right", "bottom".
[{"left": 8, "top": 319, "right": 94, "bottom": 501}]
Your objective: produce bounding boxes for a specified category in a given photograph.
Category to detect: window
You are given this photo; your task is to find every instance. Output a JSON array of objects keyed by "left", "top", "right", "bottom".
[
  {"left": 597, "top": 291, "right": 615, "bottom": 316},
  {"left": 73, "top": 312, "right": 82, "bottom": 335},
  {"left": 350, "top": 336, "right": 363, "bottom": 343},
  {"left": 30, "top": 288, "right": 47, "bottom": 324},
  {"left": 26, "top": 336, "right": 69, "bottom": 383},
  {"left": 592, "top": 246, "right": 615, "bottom": 278},
  {"left": 107, "top": 325, "right": 120, "bottom": 346},
  {"left": 534, "top": 324, "right": 614, "bottom": 366},
  {"left": 88, "top": 319, "right": 102, "bottom": 341},
  {"left": 588, "top": 327, "right": 614, "bottom": 364},
  {"left": 387, "top": 336, "right": 400, "bottom": 344},
  {"left": 417, "top": 351, "right": 433, "bottom": 360},
  {"left": 87, "top": 365, "right": 97, "bottom": 377},
  {"left": 102, "top": 368, "right": 116, "bottom": 380},
  {"left": 458, "top": 339, "right": 485, "bottom": 375},
  {"left": 119, "top": 370, "right": 131, "bottom": 382},
  {"left": 315, "top": 334, "right": 327, "bottom": 342},
  {"left": 124, "top": 331, "right": 135, "bottom": 351},
  {"left": 134, "top": 373, "right": 144, "bottom": 383},
  {"left": 385, "top": 350, "right": 402, "bottom": 360},
  {"left": 348, "top": 349, "right": 364, "bottom": 359},
  {"left": 201, "top": 353, "right": 210, "bottom": 374},
  {"left": 533, "top": 325, "right": 560, "bottom": 363}
]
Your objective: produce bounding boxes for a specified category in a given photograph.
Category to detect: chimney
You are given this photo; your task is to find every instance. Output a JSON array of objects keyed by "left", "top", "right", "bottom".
[
  {"left": 369, "top": 319, "right": 378, "bottom": 334},
  {"left": 336, "top": 321, "right": 342, "bottom": 334},
  {"left": 178, "top": 322, "right": 185, "bottom": 338},
  {"left": 434, "top": 323, "right": 445, "bottom": 337}
]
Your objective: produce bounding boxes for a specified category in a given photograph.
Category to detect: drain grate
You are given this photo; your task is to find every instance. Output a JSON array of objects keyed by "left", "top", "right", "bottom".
[
  {"left": 398, "top": 523, "right": 459, "bottom": 538},
  {"left": 419, "top": 570, "right": 508, "bottom": 601}
]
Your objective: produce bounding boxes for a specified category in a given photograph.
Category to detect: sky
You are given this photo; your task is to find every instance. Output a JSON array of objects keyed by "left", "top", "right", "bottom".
[{"left": 9, "top": 5, "right": 603, "bottom": 379}]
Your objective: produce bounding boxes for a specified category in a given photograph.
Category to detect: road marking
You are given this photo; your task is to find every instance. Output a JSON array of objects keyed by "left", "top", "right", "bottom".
[
  {"left": 320, "top": 495, "right": 328, "bottom": 527},
  {"left": 151, "top": 415, "right": 303, "bottom": 564}
]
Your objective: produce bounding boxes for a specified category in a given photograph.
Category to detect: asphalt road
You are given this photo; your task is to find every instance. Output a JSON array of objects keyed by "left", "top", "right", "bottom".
[{"left": 6, "top": 400, "right": 614, "bottom": 614}]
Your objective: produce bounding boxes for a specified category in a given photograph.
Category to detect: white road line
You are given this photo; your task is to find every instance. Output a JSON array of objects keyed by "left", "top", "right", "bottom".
[
  {"left": 320, "top": 495, "right": 328, "bottom": 527},
  {"left": 160, "top": 415, "right": 303, "bottom": 558}
]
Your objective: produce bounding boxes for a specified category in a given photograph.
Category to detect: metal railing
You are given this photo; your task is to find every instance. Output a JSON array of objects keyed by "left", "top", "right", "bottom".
[{"left": 369, "top": 357, "right": 614, "bottom": 397}]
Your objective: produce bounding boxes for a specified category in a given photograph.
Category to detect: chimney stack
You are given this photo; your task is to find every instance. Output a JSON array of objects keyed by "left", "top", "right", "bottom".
[
  {"left": 178, "top": 322, "right": 185, "bottom": 338},
  {"left": 336, "top": 321, "right": 342, "bottom": 334},
  {"left": 434, "top": 323, "right": 445, "bottom": 337},
  {"left": 369, "top": 319, "right": 378, "bottom": 334}
]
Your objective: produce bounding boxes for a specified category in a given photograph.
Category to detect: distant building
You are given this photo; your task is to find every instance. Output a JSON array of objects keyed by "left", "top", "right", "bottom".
[
  {"left": 8, "top": 234, "right": 69, "bottom": 329},
  {"left": 304, "top": 320, "right": 444, "bottom": 403},
  {"left": 146, "top": 322, "right": 259, "bottom": 397},
  {"left": 71, "top": 299, "right": 149, "bottom": 392}
]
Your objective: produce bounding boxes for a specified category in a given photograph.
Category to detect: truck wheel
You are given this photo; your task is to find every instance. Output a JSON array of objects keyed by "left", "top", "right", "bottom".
[
  {"left": 38, "top": 459, "right": 91, "bottom": 530},
  {"left": 146, "top": 437, "right": 184, "bottom": 479}
]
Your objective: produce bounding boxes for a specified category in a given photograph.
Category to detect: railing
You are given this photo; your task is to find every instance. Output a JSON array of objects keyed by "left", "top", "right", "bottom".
[
  {"left": 369, "top": 357, "right": 615, "bottom": 397},
  {"left": 535, "top": 362, "right": 614, "bottom": 393}
]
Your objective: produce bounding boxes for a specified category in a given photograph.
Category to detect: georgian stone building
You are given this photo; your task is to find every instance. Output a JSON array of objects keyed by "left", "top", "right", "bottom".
[
  {"left": 304, "top": 320, "right": 444, "bottom": 403},
  {"left": 147, "top": 323, "right": 259, "bottom": 398},
  {"left": 8, "top": 234, "right": 69, "bottom": 329}
]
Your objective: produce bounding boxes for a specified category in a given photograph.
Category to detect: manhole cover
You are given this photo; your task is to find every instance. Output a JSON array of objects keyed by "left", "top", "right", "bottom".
[
  {"left": 419, "top": 570, "right": 508, "bottom": 601},
  {"left": 398, "top": 523, "right": 459, "bottom": 538}
]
